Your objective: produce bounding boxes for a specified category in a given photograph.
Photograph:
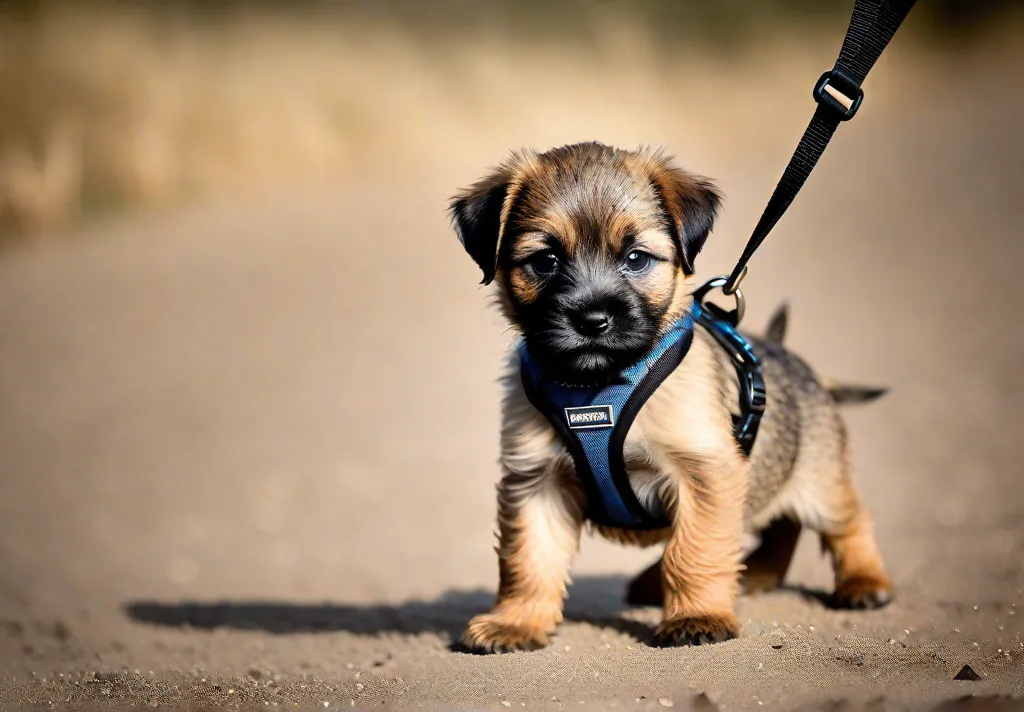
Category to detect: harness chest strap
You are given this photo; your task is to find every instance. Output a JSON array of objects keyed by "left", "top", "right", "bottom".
[{"left": 519, "top": 302, "right": 766, "bottom": 531}]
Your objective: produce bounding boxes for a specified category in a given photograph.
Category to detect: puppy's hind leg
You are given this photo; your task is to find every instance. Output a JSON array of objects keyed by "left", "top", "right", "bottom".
[
  {"left": 625, "top": 557, "right": 663, "bottom": 607},
  {"left": 790, "top": 433, "right": 893, "bottom": 609},
  {"left": 461, "top": 468, "right": 583, "bottom": 654},
  {"left": 739, "top": 517, "right": 802, "bottom": 594},
  {"left": 821, "top": 503, "right": 893, "bottom": 609}
]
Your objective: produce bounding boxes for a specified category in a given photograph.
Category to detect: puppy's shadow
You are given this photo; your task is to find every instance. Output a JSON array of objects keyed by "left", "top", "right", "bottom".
[
  {"left": 124, "top": 574, "right": 652, "bottom": 645},
  {"left": 777, "top": 584, "right": 833, "bottom": 607}
]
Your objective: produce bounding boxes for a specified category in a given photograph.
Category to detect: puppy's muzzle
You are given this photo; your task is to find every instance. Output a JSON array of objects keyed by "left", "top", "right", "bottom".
[
  {"left": 569, "top": 307, "right": 612, "bottom": 337},
  {"left": 560, "top": 270, "right": 628, "bottom": 342}
]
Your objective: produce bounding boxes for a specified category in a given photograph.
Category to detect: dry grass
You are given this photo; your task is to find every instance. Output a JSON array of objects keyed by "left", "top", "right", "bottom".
[
  {"left": 0, "top": 5, "right": 418, "bottom": 232},
  {"left": 0, "top": 2, "right": 1020, "bottom": 236}
]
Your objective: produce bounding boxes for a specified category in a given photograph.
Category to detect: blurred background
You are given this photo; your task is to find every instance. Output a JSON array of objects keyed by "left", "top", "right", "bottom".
[
  {"left": 0, "top": 0, "right": 1018, "bottom": 235},
  {"left": 1, "top": 0, "right": 1023, "bottom": 707}
]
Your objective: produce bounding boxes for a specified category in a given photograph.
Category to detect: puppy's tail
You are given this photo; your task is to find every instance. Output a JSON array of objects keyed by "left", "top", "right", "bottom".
[
  {"left": 763, "top": 302, "right": 789, "bottom": 345},
  {"left": 762, "top": 302, "right": 889, "bottom": 406},
  {"left": 825, "top": 383, "right": 890, "bottom": 405}
]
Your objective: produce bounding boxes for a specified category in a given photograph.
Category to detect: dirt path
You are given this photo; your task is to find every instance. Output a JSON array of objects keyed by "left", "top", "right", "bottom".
[{"left": 1, "top": 41, "right": 1023, "bottom": 712}]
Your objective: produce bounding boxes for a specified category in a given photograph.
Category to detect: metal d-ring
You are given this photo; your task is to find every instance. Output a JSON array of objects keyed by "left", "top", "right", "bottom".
[{"left": 693, "top": 276, "right": 746, "bottom": 327}]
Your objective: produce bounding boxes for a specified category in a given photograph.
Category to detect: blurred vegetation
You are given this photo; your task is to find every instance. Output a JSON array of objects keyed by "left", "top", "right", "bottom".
[
  {"left": 1, "top": 0, "right": 1016, "bottom": 42},
  {"left": 0, "top": 0, "right": 1020, "bottom": 237}
]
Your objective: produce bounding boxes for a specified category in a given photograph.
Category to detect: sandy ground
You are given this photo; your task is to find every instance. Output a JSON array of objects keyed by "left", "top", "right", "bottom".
[{"left": 1, "top": 37, "right": 1024, "bottom": 712}]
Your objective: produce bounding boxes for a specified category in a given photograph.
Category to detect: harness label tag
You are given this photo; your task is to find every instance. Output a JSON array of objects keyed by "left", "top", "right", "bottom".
[{"left": 564, "top": 405, "right": 615, "bottom": 430}]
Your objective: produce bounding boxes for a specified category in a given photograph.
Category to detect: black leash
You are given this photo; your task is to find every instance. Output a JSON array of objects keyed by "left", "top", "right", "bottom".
[{"left": 707, "top": 0, "right": 918, "bottom": 322}]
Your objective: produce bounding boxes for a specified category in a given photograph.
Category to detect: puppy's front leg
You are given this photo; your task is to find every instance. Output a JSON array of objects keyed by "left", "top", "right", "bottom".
[
  {"left": 462, "top": 468, "right": 583, "bottom": 654},
  {"left": 656, "top": 449, "right": 747, "bottom": 646}
]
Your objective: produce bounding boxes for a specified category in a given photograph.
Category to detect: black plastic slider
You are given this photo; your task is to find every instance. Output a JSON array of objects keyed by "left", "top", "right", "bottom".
[
  {"left": 813, "top": 70, "right": 863, "bottom": 121},
  {"left": 745, "top": 371, "right": 767, "bottom": 414}
]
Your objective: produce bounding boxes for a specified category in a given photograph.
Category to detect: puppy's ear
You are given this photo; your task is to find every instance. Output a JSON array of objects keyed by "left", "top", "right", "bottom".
[
  {"left": 651, "top": 166, "right": 721, "bottom": 275},
  {"left": 448, "top": 169, "right": 513, "bottom": 286}
]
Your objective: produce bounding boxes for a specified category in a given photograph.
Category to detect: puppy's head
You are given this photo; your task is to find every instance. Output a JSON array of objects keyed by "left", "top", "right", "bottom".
[{"left": 449, "top": 142, "right": 720, "bottom": 384}]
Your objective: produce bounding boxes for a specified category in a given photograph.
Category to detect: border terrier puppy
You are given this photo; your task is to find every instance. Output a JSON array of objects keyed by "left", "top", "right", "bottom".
[{"left": 448, "top": 141, "right": 893, "bottom": 653}]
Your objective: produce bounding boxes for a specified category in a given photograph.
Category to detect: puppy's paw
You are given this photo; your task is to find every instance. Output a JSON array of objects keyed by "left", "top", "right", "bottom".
[
  {"left": 459, "top": 614, "right": 550, "bottom": 654},
  {"left": 654, "top": 613, "right": 739, "bottom": 647},
  {"left": 833, "top": 575, "right": 893, "bottom": 610}
]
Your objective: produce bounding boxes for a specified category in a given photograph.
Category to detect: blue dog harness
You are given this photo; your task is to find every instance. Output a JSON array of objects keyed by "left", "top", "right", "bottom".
[{"left": 519, "top": 302, "right": 766, "bottom": 530}]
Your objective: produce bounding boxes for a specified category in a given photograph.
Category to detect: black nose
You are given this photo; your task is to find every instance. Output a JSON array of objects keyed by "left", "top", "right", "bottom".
[{"left": 571, "top": 310, "right": 612, "bottom": 337}]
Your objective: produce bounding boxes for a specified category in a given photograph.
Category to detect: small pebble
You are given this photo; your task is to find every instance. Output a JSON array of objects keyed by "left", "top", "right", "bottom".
[
  {"left": 658, "top": 697, "right": 673, "bottom": 707},
  {"left": 501, "top": 701, "right": 511, "bottom": 708},
  {"left": 954, "top": 664, "right": 981, "bottom": 681},
  {"left": 323, "top": 703, "right": 329, "bottom": 708},
  {"left": 564, "top": 645, "right": 571, "bottom": 652},
  {"left": 355, "top": 683, "right": 364, "bottom": 691}
]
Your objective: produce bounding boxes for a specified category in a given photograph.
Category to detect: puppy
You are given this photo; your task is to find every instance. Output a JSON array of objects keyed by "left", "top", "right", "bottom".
[{"left": 448, "top": 141, "right": 893, "bottom": 653}]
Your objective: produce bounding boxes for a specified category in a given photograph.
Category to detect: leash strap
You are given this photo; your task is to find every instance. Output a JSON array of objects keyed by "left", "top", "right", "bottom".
[{"left": 724, "top": 0, "right": 917, "bottom": 295}]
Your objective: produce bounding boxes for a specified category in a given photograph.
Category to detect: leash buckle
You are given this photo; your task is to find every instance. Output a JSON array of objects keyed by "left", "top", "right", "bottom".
[
  {"left": 722, "top": 264, "right": 747, "bottom": 296},
  {"left": 693, "top": 276, "right": 746, "bottom": 327},
  {"left": 813, "top": 70, "right": 863, "bottom": 121}
]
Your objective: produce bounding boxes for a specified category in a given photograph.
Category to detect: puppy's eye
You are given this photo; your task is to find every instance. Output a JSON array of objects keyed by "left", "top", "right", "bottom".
[
  {"left": 526, "top": 250, "right": 560, "bottom": 277},
  {"left": 623, "top": 250, "right": 653, "bottom": 273}
]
